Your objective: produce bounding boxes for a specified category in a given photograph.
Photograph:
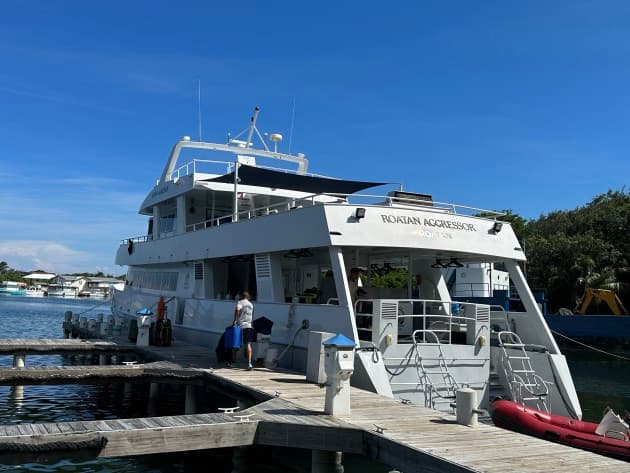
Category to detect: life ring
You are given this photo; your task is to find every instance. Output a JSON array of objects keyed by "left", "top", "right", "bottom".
[{"left": 127, "top": 240, "right": 134, "bottom": 255}]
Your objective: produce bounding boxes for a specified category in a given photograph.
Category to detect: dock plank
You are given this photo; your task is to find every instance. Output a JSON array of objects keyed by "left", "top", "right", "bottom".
[{"left": 0, "top": 338, "right": 627, "bottom": 472}]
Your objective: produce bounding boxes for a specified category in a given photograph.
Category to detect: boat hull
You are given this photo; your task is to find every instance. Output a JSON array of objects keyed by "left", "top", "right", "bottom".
[
  {"left": 0, "top": 289, "right": 26, "bottom": 296},
  {"left": 490, "top": 399, "right": 630, "bottom": 461}
]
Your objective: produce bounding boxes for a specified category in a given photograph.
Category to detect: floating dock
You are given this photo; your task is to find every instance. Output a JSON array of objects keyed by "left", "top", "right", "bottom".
[{"left": 0, "top": 338, "right": 626, "bottom": 471}]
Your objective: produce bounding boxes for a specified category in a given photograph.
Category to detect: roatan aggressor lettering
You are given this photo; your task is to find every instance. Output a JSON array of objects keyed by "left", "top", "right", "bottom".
[{"left": 380, "top": 214, "right": 476, "bottom": 232}]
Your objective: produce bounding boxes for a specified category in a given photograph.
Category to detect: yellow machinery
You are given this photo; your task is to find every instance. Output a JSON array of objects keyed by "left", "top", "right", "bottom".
[{"left": 574, "top": 288, "right": 629, "bottom": 316}]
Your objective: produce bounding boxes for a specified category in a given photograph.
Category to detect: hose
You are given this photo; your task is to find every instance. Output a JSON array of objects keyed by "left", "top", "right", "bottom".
[{"left": 275, "top": 320, "right": 309, "bottom": 364}]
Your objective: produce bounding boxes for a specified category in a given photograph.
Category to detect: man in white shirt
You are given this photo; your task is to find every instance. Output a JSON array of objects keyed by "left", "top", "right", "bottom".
[{"left": 232, "top": 291, "right": 254, "bottom": 370}]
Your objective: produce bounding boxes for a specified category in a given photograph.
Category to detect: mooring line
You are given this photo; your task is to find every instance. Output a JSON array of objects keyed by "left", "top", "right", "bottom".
[{"left": 551, "top": 329, "right": 630, "bottom": 362}]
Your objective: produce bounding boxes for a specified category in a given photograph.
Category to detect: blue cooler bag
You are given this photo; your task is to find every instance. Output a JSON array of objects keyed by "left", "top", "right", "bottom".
[{"left": 224, "top": 325, "right": 242, "bottom": 350}]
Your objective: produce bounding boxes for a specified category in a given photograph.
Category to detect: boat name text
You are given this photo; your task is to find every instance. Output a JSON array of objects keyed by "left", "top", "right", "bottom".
[
  {"left": 151, "top": 185, "right": 170, "bottom": 198},
  {"left": 380, "top": 215, "right": 476, "bottom": 232}
]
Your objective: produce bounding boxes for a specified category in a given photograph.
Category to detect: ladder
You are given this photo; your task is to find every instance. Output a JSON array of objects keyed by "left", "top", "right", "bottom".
[
  {"left": 497, "top": 331, "right": 549, "bottom": 412},
  {"left": 413, "top": 330, "right": 460, "bottom": 410}
]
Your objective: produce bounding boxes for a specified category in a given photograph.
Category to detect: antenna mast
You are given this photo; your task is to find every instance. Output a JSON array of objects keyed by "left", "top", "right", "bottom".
[
  {"left": 245, "top": 106, "right": 260, "bottom": 149},
  {"left": 288, "top": 98, "right": 296, "bottom": 154},
  {"left": 197, "top": 79, "right": 202, "bottom": 141}
]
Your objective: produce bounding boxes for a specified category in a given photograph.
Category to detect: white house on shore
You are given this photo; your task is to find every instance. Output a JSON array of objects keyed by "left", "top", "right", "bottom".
[
  {"left": 23, "top": 271, "right": 56, "bottom": 296},
  {"left": 23, "top": 272, "right": 124, "bottom": 298}
]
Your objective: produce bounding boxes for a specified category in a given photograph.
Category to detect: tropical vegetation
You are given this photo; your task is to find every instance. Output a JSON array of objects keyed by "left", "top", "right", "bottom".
[{"left": 498, "top": 189, "right": 629, "bottom": 313}]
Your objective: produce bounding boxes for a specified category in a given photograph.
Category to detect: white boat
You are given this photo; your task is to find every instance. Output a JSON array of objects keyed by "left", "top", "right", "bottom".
[
  {"left": 112, "top": 107, "right": 582, "bottom": 419},
  {"left": 0, "top": 281, "right": 27, "bottom": 296},
  {"left": 26, "top": 285, "right": 47, "bottom": 297},
  {"left": 47, "top": 283, "right": 78, "bottom": 298}
]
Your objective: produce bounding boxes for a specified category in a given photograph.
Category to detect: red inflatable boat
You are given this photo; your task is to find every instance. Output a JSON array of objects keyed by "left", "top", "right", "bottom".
[{"left": 490, "top": 399, "right": 630, "bottom": 461}]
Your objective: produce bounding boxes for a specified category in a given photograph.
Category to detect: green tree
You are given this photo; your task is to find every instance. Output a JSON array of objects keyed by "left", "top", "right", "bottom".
[{"left": 524, "top": 189, "right": 630, "bottom": 313}]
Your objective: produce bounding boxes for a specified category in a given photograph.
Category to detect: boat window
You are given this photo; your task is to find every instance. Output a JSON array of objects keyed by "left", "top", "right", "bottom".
[
  {"left": 126, "top": 270, "right": 178, "bottom": 291},
  {"left": 159, "top": 214, "right": 176, "bottom": 233}
]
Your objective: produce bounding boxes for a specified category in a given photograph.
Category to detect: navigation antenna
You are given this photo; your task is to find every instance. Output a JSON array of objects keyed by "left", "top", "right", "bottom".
[
  {"left": 288, "top": 98, "right": 296, "bottom": 154},
  {"left": 197, "top": 79, "right": 203, "bottom": 141},
  {"left": 229, "top": 106, "right": 270, "bottom": 151}
]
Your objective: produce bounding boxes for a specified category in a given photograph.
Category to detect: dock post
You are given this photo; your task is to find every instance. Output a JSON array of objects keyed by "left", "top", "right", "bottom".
[
  {"left": 149, "top": 383, "right": 159, "bottom": 400},
  {"left": 323, "top": 334, "right": 355, "bottom": 417},
  {"left": 455, "top": 388, "right": 478, "bottom": 427},
  {"left": 71, "top": 313, "right": 80, "bottom": 338},
  {"left": 312, "top": 450, "right": 344, "bottom": 473},
  {"left": 79, "top": 316, "right": 88, "bottom": 338},
  {"left": 185, "top": 385, "right": 197, "bottom": 414},
  {"left": 9, "top": 385, "right": 24, "bottom": 408},
  {"left": 148, "top": 383, "right": 160, "bottom": 416},
  {"left": 123, "top": 381, "right": 133, "bottom": 401},
  {"left": 62, "top": 311, "right": 73, "bottom": 338},
  {"left": 95, "top": 313, "right": 104, "bottom": 338},
  {"left": 13, "top": 354, "right": 25, "bottom": 368}
]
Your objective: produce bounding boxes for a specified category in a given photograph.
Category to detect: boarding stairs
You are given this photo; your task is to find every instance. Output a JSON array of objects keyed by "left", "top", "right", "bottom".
[
  {"left": 412, "top": 330, "right": 460, "bottom": 411},
  {"left": 497, "top": 331, "right": 549, "bottom": 412}
]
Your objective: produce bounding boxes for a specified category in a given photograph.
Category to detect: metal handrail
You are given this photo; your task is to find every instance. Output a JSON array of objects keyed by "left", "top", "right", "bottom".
[{"left": 123, "top": 179, "right": 507, "bottom": 243}]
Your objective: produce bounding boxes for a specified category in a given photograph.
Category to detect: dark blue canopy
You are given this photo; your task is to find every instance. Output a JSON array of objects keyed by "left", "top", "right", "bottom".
[{"left": 204, "top": 164, "right": 386, "bottom": 195}]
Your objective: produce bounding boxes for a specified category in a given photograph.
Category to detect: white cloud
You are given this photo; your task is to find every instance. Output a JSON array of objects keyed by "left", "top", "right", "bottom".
[{"left": 0, "top": 240, "right": 99, "bottom": 274}]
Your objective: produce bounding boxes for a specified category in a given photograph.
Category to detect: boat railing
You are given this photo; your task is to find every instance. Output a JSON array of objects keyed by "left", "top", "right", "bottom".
[
  {"left": 124, "top": 177, "right": 507, "bottom": 243},
  {"left": 183, "top": 192, "right": 505, "bottom": 234},
  {"left": 453, "top": 282, "right": 510, "bottom": 298},
  {"left": 171, "top": 159, "right": 334, "bottom": 181},
  {"left": 490, "top": 305, "right": 510, "bottom": 333},
  {"left": 339, "top": 193, "right": 506, "bottom": 218},
  {"left": 171, "top": 159, "right": 232, "bottom": 180},
  {"left": 355, "top": 298, "right": 486, "bottom": 345},
  {"left": 184, "top": 195, "right": 326, "bottom": 232}
]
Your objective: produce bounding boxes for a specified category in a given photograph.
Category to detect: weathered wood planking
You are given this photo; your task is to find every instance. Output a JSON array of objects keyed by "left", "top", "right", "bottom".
[
  {"left": 0, "top": 363, "right": 207, "bottom": 385},
  {"left": 0, "top": 339, "right": 136, "bottom": 354},
  {"left": 0, "top": 338, "right": 627, "bottom": 471}
]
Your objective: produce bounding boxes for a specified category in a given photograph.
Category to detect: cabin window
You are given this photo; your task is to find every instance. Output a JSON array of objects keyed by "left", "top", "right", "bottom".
[
  {"left": 125, "top": 270, "right": 178, "bottom": 291},
  {"left": 159, "top": 214, "right": 176, "bottom": 233},
  {"left": 158, "top": 199, "right": 177, "bottom": 234}
]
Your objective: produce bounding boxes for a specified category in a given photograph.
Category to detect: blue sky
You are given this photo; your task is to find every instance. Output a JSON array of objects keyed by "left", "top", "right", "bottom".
[{"left": 1, "top": 1, "right": 629, "bottom": 275}]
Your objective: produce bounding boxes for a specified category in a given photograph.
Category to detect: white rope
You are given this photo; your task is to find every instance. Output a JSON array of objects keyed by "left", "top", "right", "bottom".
[{"left": 551, "top": 329, "right": 630, "bottom": 362}]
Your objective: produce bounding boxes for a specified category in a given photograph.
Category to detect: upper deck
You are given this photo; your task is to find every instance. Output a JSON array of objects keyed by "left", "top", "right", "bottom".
[{"left": 118, "top": 111, "right": 522, "bottom": 266}]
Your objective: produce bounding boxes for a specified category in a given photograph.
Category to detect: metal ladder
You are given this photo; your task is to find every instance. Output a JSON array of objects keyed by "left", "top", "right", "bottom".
[
  {"left": 497, "top": 331, "right": 549, "bottom": 412},
  {"left": 413, "top": 330, "right": 460, "bottom": 410}
]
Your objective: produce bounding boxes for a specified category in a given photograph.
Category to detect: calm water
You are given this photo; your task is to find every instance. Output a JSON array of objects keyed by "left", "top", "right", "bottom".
[{"left": 0, "top": 297, "right": 391, "bottom": 473}]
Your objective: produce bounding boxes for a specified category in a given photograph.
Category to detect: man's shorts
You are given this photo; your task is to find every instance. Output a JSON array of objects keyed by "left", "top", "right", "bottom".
[{"left": 242, "top": 327, "right": 254, "bottom": 344}]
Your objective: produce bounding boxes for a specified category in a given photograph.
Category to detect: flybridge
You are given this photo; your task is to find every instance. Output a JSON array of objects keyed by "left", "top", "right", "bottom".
[{"left": 159, "top": 107, "right": 310, "bottom": 184}]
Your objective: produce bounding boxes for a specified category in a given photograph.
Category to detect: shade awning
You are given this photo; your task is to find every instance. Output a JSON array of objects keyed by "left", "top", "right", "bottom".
[{"left": 202, "top": 165, "right": 386, "bottom": 195}]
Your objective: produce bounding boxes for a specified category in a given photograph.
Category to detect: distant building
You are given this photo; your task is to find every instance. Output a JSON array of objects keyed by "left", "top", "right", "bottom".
[
  {"left": 23, "top": 271, "right": 57, "bottom": 296},
  {"left": 82, "top": 277, "right": 124, "bottom": 299},
  {"left": 48, "top": 275, "right": 85, "bottom": 298}
]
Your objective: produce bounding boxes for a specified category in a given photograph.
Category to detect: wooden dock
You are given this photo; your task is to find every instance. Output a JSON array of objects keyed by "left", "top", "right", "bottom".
[{"left": 0, "top": 338, "right": 627, "bottom": 471}]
